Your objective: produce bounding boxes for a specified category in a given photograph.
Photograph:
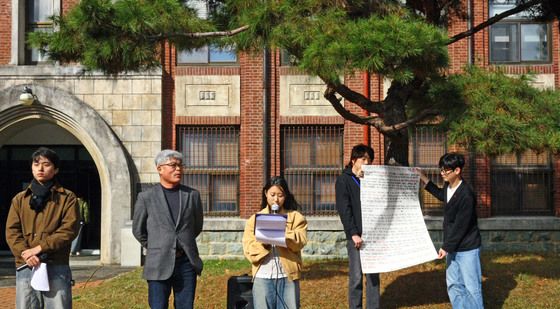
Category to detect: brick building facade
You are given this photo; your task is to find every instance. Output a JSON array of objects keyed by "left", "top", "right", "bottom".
[{"left": 0, "top": 0, "right": 559, "bottom": 265}]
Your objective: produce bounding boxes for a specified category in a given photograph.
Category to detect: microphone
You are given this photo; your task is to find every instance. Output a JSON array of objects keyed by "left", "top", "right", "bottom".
[
  {"left": 271, "top": 203, "right": 279, "bottom": 214},
  {"left": 16, "top": 253, "right": 48, "bottom": 272}
]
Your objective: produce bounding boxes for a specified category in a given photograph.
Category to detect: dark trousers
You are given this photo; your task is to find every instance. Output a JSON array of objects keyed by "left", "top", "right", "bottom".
[
  {"left": 147, "top": 255, "right": 197, "bottom": 309},
  {"left": 347, "top": 240, "right": 380, "bottom": 309}
]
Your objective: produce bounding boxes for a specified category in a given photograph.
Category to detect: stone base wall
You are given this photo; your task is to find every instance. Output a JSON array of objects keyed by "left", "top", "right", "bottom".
[{"left": 198, "top": 217, "right": 560, "bottom": 260}]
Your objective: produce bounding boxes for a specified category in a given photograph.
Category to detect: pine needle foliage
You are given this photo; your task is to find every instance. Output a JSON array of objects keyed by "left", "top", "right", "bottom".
[
  {"left": 28, "top": 0, "right": 213, "bottom": 74},
  {"left": 446, "top": 67, "right": 560, "bottom": 155}
]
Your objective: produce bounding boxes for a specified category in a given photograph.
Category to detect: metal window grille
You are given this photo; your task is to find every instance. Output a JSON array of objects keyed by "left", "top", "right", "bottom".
[
  {"left": 491, "top": 151, "right": 553, "bottom": 215},
  {"left": 409, "top": 126, "right": 448, "bottom": 216},
  {"left": 281, "top": 125, "right": 344, "bottom": 215},
  {"left": 177, "top": 126, "right": 240, "bottom": 216}
]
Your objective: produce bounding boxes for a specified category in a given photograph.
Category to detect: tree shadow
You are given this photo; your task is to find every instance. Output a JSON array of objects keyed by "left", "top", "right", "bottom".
[
  {"left": 482, "top": 254, "right": 560, "bottom": 308},
  {"left": 381, "top": 268, "right": 449, "bottom": 308},
  {"left": 381, "top": 254, "right": 560, "bottom": 308},
  {"left": 301, "top": 259, "right": 348, "bottom": 280}
]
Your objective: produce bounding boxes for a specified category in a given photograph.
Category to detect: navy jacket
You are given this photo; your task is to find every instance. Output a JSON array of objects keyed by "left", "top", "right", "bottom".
[
  {"left": 335, "top": 167, "right": 363, "bottom": 240},
  {"left": 425, "top": 181, "right": 481, "bottom": 253}
]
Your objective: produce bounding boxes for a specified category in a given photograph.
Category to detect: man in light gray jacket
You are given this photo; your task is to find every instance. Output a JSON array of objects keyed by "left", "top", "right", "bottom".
[{"left": 133, "top": 149, "right": 203, "bottom": 309}]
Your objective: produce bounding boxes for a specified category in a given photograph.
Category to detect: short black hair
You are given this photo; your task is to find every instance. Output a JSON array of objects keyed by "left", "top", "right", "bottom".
[
  {"left": 31, "top": 147, "right": 60, "bottom": 169},
  {"left": 438, "top": 153, "right": 465, "bottom": 171},
  {"left": 346, "top": 144, "right": 374, "bottom": 168}
]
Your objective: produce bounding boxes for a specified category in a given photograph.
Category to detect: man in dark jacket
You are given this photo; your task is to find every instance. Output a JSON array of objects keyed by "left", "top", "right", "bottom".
[
  {"left": 6, "top": 147, "right": 79, "bottom": 309},
  {"left": 133, "top": 149, "right": 204, "bottom": 309},
  {"left": 335, "top": 144, "right": 380, "bottom": 309},
  {"left": 418, "top": 153, "right": 483, "bottom": 309}
]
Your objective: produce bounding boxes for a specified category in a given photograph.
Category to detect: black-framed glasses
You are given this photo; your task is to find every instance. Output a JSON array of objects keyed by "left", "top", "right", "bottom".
[
  {"left": 439, "top": 168, "right": 454, "bottom": 175},
  {"left": 160, "top": 162, "right": 183, "bottom": 169}
]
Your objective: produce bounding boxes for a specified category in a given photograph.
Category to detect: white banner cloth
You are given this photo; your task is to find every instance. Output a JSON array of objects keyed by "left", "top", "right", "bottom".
[{"left": 360, "top": 165, "right": 438, "bottom": 273}]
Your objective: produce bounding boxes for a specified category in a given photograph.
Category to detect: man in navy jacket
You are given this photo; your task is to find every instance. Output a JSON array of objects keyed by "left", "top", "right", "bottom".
[
  {"left": 418, "top": 153, "right": 483, "bottom": 309},
  {"left": 336, "top": 144, "right": 380, "bottom": 309}
]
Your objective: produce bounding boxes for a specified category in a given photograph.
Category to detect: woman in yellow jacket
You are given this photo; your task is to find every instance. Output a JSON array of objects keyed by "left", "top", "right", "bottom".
[{"left": 242, "top": 176, "right": 308, "bottom": 309}]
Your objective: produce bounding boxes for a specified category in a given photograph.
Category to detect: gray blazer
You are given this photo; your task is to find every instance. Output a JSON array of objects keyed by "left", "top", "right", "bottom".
[{"left": 132, "top": 184, "right": 204, "bottom": 280}]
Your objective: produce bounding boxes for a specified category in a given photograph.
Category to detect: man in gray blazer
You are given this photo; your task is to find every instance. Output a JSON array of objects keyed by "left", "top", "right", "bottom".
[{"left": 133, "top": 149, "right": 204, "bottom": 309}]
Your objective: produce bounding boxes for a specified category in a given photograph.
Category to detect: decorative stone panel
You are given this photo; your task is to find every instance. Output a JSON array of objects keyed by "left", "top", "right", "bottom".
[
  {"left": 175, "top": 75, "right": 240, "bottom": 117},
  {"left": 279, "top": 75, "right": 341, "bottom": 116}
]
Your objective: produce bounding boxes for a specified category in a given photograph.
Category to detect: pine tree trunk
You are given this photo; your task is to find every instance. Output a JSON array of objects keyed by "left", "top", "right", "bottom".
[{"left": 382, "top": 81, "right": 417, "bottom": 167}]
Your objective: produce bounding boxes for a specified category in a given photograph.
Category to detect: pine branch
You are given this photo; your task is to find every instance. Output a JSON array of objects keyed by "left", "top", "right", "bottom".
[
  {"left": 323, "top": 80, "right": 384, "bottom": 114},
  {"left": 324, "top": 85, "right": 440, "bottom": 132},
  {"left": 147, "top": 25, "right": 249, "bottom": 41}
]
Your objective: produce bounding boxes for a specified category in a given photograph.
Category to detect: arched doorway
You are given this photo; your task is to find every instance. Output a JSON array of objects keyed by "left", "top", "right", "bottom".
[
  {"left": 0, "top": 85, "right": 134, "bottom": 264},
  {"left": 0, "top": 121, "right": 101, "bottom": 253}
]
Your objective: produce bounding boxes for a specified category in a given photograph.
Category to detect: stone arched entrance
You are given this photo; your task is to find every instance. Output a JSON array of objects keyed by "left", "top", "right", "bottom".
[{"left": 0, "top": 84, "right": 133, "bottom": 264}]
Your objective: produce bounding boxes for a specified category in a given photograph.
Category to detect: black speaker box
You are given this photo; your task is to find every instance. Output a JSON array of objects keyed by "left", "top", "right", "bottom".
[{"left": 227, "top": 275, "right": 253, "bottom": 309}]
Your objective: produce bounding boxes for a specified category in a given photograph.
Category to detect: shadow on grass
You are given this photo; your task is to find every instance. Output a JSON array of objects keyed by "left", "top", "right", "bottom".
[
  {"left": 381, "top": 254, "right": 560, "bottom": 309},
  {"left": 382, "top": 269, "right": 449, "bottom": 308},
  {"left": 482, "top": 254, "right": 560, "bottom": 309},
  {"left": 301, "top": 260, "right": 348, "bottom": 280}
]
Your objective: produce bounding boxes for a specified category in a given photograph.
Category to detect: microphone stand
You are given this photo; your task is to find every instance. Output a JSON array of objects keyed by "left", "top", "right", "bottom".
[{"left": 270, "top": 204, "right": 289, "bottom": 309}]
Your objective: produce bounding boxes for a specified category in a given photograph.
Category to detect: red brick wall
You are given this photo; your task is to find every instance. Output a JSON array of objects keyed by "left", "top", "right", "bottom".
[
  {"left": 238, "top": 52, "right": 265, "bottom": 218},
  {"left": 0, "top": 0, "right": 11, "bottom": 64},
  {"left": 473, "top": 155, "right": 491, "bottom": 218},
  {"left": 447, "top": 4, "right": 469, "bottom": 73},
  {"left": 62, "top": 0, "right": 79, "bottom": 15},
  {"left": 270, "top": 50, "right": 280, "bottom": 177},
  {"left": 370, "top": 74, "right": 385, "bottom": 165},
  {"left": 342, "top": 72, "right": 369, "bottom": 166},
  {"left": 161, "top": 41, "right": 176, "bottom": 149}
]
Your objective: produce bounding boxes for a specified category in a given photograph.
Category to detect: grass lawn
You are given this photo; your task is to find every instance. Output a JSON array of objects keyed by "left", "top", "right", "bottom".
[{"left": 72, "top": 253, "right": 560, "bottom": 308}]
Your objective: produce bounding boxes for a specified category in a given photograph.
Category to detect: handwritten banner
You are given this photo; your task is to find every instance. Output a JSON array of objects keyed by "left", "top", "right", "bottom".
[{"left": 360, "top": 165, "right": 437, "bottom": 273}]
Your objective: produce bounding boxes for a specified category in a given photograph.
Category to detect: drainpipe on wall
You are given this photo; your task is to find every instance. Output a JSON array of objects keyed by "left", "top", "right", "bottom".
[
  {"left": 263, "top": 48, "right": 270, "bottom": 183},
  {"left": 468, "top": 0, "right": 474, "bottom": 65},
  {"left": 362, "top": 72, "right": 371, "bottom": 146}
]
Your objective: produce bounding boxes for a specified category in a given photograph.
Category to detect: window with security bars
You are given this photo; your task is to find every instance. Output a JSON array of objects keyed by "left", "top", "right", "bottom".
[
  {"left": 409, "top": 126, "right": 448, "bottom": 215},
  {"left": 491, "top": 151, "right": 553, "bottom": 215},
  {"left": 177, "top": 126, "right": 239, "bottom": 215},
  {"left": 281, "top": 126, "right": 343, "bottom": 215}
]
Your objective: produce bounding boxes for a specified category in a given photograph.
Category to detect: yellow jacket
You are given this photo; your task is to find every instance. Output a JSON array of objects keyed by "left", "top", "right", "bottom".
[{"left": 242, "top": 208, "right": 307, "bottom": 281}]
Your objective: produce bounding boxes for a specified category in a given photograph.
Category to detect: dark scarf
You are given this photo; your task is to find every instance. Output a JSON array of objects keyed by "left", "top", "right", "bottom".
[{"left": 29, "top": 179, "right": 54, "bottom": 213}]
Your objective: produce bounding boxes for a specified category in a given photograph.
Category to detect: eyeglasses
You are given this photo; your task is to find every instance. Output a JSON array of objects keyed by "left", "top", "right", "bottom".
[
  {"left": 439, "top": 168, "right": 454, "bottom": 175},
  {"left": 160, "top": 162, "right": 183, "bottom": 169}
]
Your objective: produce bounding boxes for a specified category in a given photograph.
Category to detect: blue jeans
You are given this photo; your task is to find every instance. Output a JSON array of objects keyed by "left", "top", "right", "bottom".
[
  {"left": 16, "top": 264, "right": 73, "bottom": 309},
  {"left": 347, "top": 240, "right": 380, "bottom": 309},
  {"left": 147, "top": 255, "right": 197, "bottom": 309},
  {"left": 252, "top": 277, "right": 300, "bottom": 309},
  {"left": 446, "top": 248, "right": 484, "bottom": 309}
]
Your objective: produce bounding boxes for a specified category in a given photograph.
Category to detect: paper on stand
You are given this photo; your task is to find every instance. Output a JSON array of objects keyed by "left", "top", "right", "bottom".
[
  {"left": 30, "top": 263, "right": 50, "bottom": 291},
  {"left": 255, "top": 214, "right": 287, "bottom": 247}
]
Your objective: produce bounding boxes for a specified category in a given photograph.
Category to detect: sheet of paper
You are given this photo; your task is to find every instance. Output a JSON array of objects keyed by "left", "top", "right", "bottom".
[
  {"left": 255, "top": 214, "right": 287, "bottom": 247},
  {"left": 30, "top": 263, "right": 50, "bottom": 291},
  {"left": 360, "top": 165, "right": 438, "bottom": 273}
]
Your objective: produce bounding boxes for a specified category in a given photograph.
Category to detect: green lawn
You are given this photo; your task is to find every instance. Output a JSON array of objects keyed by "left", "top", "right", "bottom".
[{"left": 72, "top": 254, "right": 560, "bottom": 308}]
